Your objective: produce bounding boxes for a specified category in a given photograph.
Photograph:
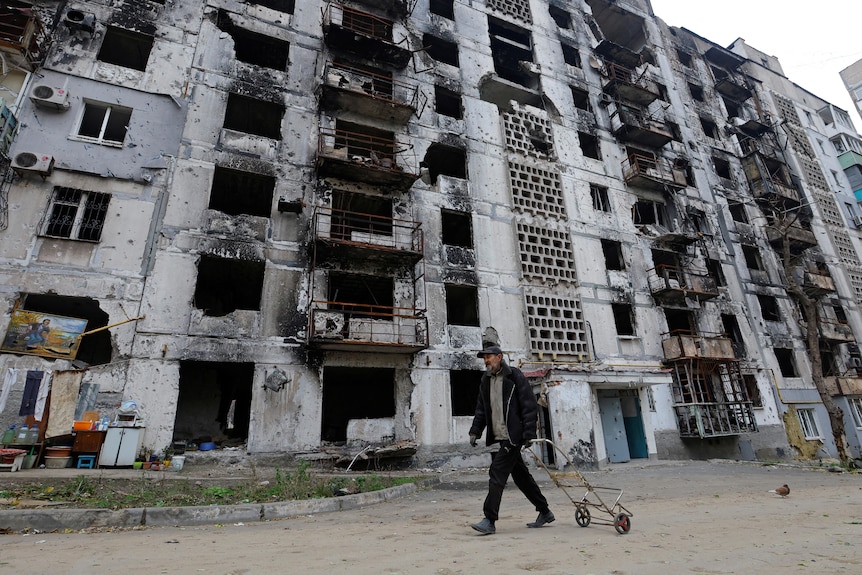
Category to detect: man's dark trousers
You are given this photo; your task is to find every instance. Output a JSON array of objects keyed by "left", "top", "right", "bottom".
[{"left": 483, "top": 442, "right": 549, "bottom": 522}]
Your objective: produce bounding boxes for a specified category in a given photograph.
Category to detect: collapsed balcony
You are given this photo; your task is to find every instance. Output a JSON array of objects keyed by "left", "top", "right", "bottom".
[
  {"left": 743, "top": 154, "right": 800, "bottom": 207},
  {"left": 765, "top": 220, "right": 817, "bottom": 254},
  {"left": 816, "top": 319, "right": 855, "bottom": 343},
  {"left": 610, "top": 105, "right": 674, "bottom": 148},
  {"left": 622, "top": 153, "right": 687, "bottom": 190},
  {"left": 800, "top": 268, "right": 836, "bottom": 297},
  {"left": 321, "top": 61, "right": 418, "bottom": 124},
  {"left": 323, "top": 4, "right": 411, "bottom": 68},
  {"left": 601, "top": 61, "right": 659, "bottom": 107},
  {"left": 649, "top": 265, "right": 719, "bottom": 305},
  {"left": 308, "top": 304, "right": 428, "bottom": 352},
  {"left": 312, "top": 205, "right": 423, "bottom": 263},
  {"left": 316, "top": 124, "right": 419, "bottom": 187}
]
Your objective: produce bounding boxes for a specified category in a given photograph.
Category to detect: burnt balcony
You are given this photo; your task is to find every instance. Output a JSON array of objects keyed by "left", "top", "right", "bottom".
[
  {"left": 317, "top": 125, "right": 419, "bottom": 187},
  {"left": 610, "top": 105, "right": 674, "bottom": 148},
  {"left": 649, "top": 266, "right": 719, "bottom": 305},
  {"left": 622, "top": 153, "right": 687, "bottom": 190},
  {"left": 817, "top": 319, "right": 855, "bottom": 343},
  {"left": 662, "top": 332, "right": 735, "bottom": 361},
  {"left": 308, "top": 304, "right": 428, "bottom": 352},
  {"left": 351, "top": 0, "right": 410, "bottom": 18},
  {"left": 321, "top": 61, "right": 418, "bottom": 124},
  {"left": 323, "top": 4, "right": 410, "bottom": 68},
  {"left": 602, "top": 61, "right": 659, "bottom": 107},
  {"left": 801, "top": 269, "right": 835, "bottom": 297},
  {"left": 673, "top": 401, "right": 758, "bottom": 439},
  {"left": 312, "top": 206, "right": 423, "bottom": 263},
  {"left": 0, "top": 4, "right": 49, "bottom": 70},
  {"left": 765, "top": 220, "right": 817, "bottom": 254},
  {"left": 714, "top": 76, "right": 752, "bottom": 102}
]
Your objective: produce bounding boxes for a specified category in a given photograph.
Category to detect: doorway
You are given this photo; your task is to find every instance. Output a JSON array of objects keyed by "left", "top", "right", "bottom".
[{"left": 598, "top": 389, "right": 648, "bottom": 463}]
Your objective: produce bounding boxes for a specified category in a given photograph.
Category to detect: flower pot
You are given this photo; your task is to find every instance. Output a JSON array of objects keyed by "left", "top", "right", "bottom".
[
  {"left": 133, "top": 461, "right": 143, "bottom": 469},
  {"left": 142, "top": 461, "right": 152, "bottom": 470}
]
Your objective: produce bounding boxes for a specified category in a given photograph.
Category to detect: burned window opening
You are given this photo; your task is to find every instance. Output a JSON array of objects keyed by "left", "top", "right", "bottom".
[
  {"left": 708, "top": 259, "right": 726, "bottom": 287},
  {"left": 175, "top": 361, "right": 252, "bottom": 446},
  {"left": 17, "top": 294, "right": 111, "bottom": 366},
  {"left": 423, "top": 33, "right": 459, "bottom": 67},
  {"left": 612, "top": 303, "right": 635, "bottom": 336},
  {"left": 328, "top": 272, "right": 394, "bottom": 318},
  {"left": 488, "top": 17, "right": 535, "bottom": 88},
  {"left": 435, "top": 84, "right": 463, "bottom": 118},
  {"left": 757, "top": 294, "right": 781, "bottom": 322},
  {"left": 664, "top": 308, "right": 695, "bottom": 334},
  {"left": 331, "top": 190, "right": 393, "bottom": 240},
  {"left": 430, "top": 0, "right": 455, "bottom": 19},
  {"left": 247, "top": 0, "right": 294, "bottom": 14},
  {"left": 224, "top": 93, "right": 284, "bottom": 140},
  {"left": 728, "top": 202, "right": 748, "bottom": 223},
  {"left": 548, "top": 5, "right": 571, "bottom": 29},
  {"left": 601, "top": 239, "right": 624, "bottom": 270},
  {"left": 571, "top": 86, "right": 590, "bottom": 111},
  {"left": 721, "top": 313, "right": 745, "bottom": 356},
  {"left": 97, "top": 26, "right": 153, "bottom": 71},
  {"left": 722, "top": 96, "right": 740, "bottom": 119},
  {"left": 590, "top": 184, "right": 611, "bottom": 212},
  {"left": 676, "top": 48, "right": 693, "bottom": 68},
  {"left": 209, "top": 166, "right": 275, "bottom": 217},
  {"left": 561, "top": 43, "right": 581, "bottom": 68},
  {"left": 742, "top": 245, "right": 763, "bottom": 270},
  {"left": 216, "top": 10, "right": 290, "bottom": 71},
  {"left": 445, "top": 284, "right": 479, "bottom": 326},
  {"left": 322, "top": 367, "right": 395, "bottom": 443},
  {"left": 741, "top": 373, "right": 762, "bottom": 407},
  {"left": 194, "top": 255, "right": 265, "bottom": 317},
  {"left": 422, "top": 143, "right": 467, "bottom": 184},
  {"left": 334, "top": 119, "right": 396, "bottom": 163},
  {"left": 450, "top": 369, "right": 482, "bottom": 416},
  {"left": 441, "top": 209, "right": 473, "bottom": 248},
  {"left": 713, "top": 156, "right": 732, "bottom": 180},
  {"left": 773, "top": 347, "right": 798, "bottom": 377},
  {"left": 820, "top": 345, "right": 837, "bottom": 377},
  {"left": 578, "top": 131, "right": 601, "bottom": 159},
  {"left": 633, "top": 199, "right": 666, "bottom": 227},
  {"left": 700, "top": 117, "right": 718, "bottom": 138},
  {"left": 42, "top": 186, "right": 110, "bottom": 242},
  {"left": 688, "top": 83, "right": 704, "bottom": 102}
]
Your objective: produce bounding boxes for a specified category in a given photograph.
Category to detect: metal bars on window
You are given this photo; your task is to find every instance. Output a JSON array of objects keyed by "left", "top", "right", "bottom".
[{"left": 43, "top": 186, "right": 110, "bottom": 241}]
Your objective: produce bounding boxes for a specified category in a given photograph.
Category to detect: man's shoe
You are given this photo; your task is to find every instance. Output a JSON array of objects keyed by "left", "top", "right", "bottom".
[
  {"left": 470, "top": 518, "right": 496, "bottom": 535},
  {"left": 527, "top": 510, "right": 555, "bottom": 528}
]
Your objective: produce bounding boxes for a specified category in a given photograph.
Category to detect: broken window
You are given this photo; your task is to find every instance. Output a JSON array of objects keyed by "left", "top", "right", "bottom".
[
  {"left": 17, "top": 294, "right": 111, "bottom": 366},
  {"left": 76, "top": 102, "right": 132, "bottom": 147},
  {"left": 435, "top": 85, "right": 463, "bottom": 119},
  {"left": 742, "top": 373, "right": 762, "bottom": 407},
  {"left": 561, "top": 43, "right": 581, "bottom": 68},
  {"left": 488, "top": 16, "right": 535, "bottom": 88},
  {"left": 41, "top": 187, "right": 111, "bottom": 242},
  {"left": 612, "top": 303, "right": 635, "bottom": 336},
  {"left": 742, "top": 245, "right": 763, "bottom": 270},
  {"left": 721, "top": 313, "right": 745, "bottom": 356},
  {"left": 328, "top": 272, "right": 394, "bottom": 317},
  {"left": 441, "top": 209, "right": 473, "bottom": 248},
  {"left": 773, "top": 347, "right": 798, "bottom": 377},
  {"left": 757, "top": 294, "right": 781, "bottom": 322},
  {"left": 322, "top": 367, "right": 395, "bottom": 442},
  {"left": 633, "top": 199, "right": 666, "bottom": 227},
  {"left": 700, "top": 117, "right": 718, "bottom": 138},
  {"left": 175, "top": 361, "right": 253, "bottom": 445},
  {"left": 713, "top": 156, "right": 732, "bottom": 180},
  {"left": 450, "top": 369, "right": 482, "bottom": 416},
  {"left": 688, "top": 83, "right": 704, "bottom": 102},
  {"left": 430, "top": 0, "right": 455, "bottom": 19},
  {"left": 548, "top": 5, "right": 571, "bottom": 28},
  {"left": 722, "top": 96, "right": 740, "bottom": 119},
  {"left": 423, "top": 33, "right": 459, "bottom": 67},
  {"left": 335, "top": 119, "right": 396, "bottom": 164},
  {"left": 708, "top": 259, "right": 726, "bottom": 287},
  {"left": 664, "top": 308, "right": 695, "bottom": 334},
  {"left": 97, "top": 26, "right": 154, "bottom": 71},
  {"left": 676, "top": 48, "right": 693, "bottom": 68},
  {"left": 224, "top": 93, "right": 284, "bottom": 140},
  {"left": 209, "top": 166, "right": 275, "bottom": 217},
  {"left": 445, "top": 284, "right": 479, "bottom": 326},
  {"left": 331, "top": 190, "right": 393, "bottom": 240},
  {"left": 833, "top": 304, "right": 848, "bottom": 324},
  {"left": 590, "top": 184, "right": 611, "bottom": 212},
  {"left": 194, "top": 255, "right": 265, "bottom": 317},
  {"left": 217, "top": 10, "right": 290, "bottom": 71},
  {"left": 578, "top": 131, "right": 601, "bottom": 159},
  {"left": 248, "top": 0, "right": 294, "bottom": 13},
  {"left": 422, "top": 143, "right": 467, "bottom": 184},
  {"left": 601, "top": 239, "right": 624, "bottom": 270},
  {"left": 729, "top": 202, "right": 748, "bottom": 223},
  {"left": 570, "top": 86, "right": 590, "bottom": 111}
]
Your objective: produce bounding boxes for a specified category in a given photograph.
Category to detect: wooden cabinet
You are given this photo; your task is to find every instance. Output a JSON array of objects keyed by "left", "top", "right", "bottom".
[{"left": 73, "top": 430, "right": 106, "bottom": 454}]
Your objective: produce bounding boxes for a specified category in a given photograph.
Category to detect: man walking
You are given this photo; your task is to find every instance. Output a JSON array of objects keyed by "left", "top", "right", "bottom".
[{"left": 469, "top": 345, "right": 554, "bottom": 535}]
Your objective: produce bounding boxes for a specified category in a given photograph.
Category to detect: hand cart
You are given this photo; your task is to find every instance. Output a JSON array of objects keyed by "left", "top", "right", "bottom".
[{"left": 525, "top": 438, "right": 633, "bottom": 534}]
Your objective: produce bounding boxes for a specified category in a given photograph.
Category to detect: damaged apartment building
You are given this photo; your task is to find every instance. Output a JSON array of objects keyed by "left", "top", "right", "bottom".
[{"left": 2, "top": 0, "right": 862, "bottom": 469}]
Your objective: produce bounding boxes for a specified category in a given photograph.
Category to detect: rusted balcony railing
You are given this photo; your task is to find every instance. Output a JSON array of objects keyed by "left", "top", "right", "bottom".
[
  {"left": 673, "top": 401, "right": 758, "bottom": 438},
  {"left": 324, "top": 3, "right": 393, "bottom": 40},
  {"left": 602, "top": 61, "right": 659, "bottom": 106},
  {"left": 322, "top": 3, "right": 410, "bottom": 67},
  {"left": 661, "top": 331, "right": 735, "bottom": 361},
  {"left": 312, "top": 205, "right": 423, "bottom": 257},
  {"left": 309, "top": 304, "right": 428, "bottom": 351},
  {"left": 321, "top": 61, "right": 418, "bottom": 123},
  {"left": 649, "top": 266, "right": 719, "bottom": 303},
  {"left": 317, "top": 126, "right": 418, "bottom": 186},
  {"left": 622, "top": 153, "right": 686, "bottom": 189},
  {"left": 610, "top": 106, "right": 673, "bottom": 148}
]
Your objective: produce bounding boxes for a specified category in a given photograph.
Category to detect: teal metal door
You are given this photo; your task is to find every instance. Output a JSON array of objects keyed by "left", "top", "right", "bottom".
[
  {"left": 621, "top": 391, "right": 648, "bottom": 459},
  {"left": 598, "top": 390, "right": 630, "bottom": 463}
]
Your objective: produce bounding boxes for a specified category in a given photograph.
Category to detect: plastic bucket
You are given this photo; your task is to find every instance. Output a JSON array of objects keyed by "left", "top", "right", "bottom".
[{"left": 170, "top": 455, "right": 185, "bottom": 471}]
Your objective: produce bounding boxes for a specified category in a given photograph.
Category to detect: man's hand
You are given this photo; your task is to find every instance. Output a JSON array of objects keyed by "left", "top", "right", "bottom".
[
  {"left": 523, "top": 438, "right": 534, "bottom": 449},
  {"left": 469, "top": 435, "right": 478, "bottom": 447}
]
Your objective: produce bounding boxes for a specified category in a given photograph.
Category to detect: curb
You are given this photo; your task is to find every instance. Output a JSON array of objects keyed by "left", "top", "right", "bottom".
[{"left": 0, "top": 475, "right": 444, "bottom": 532}]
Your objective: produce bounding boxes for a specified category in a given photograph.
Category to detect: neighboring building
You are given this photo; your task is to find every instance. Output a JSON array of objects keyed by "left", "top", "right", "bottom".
[
  {"left": 840, "top": 58, "right": 862, "bottom": 124},
  {"left": 2, "top": 0, "right": 862, "bottom": 469}
]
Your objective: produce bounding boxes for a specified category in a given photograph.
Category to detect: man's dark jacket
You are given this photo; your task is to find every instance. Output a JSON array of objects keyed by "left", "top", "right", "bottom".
[{"left": 469, "top": 362, "right": 538, "bottom": 447}]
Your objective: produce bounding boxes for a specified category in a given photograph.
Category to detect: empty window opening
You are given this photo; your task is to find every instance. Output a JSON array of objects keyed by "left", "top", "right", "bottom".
[
  {"left": 423, "top": 33, "right": 459, "bottom": 67},
  {"left": 833, "top": 304, "right": 848, "bottom": 324},
  {"left": 430, "top": 0, "right": 455, "bottom": 19},
  {"left": 742, "top": 245, "right": 763, "bottom": 270},
  {"left": 322, "top": 367, "right": 395, "bottom": 443},
  {"left": 578, "top": 131, "right": 601, "bottom": 159},
  {"left": 796, "top": 407, "right": 820, "bottom": 439},
  {"left": 445, "top": 284, "right": 479, "bottom": 326},
  {"left": 708, "top": 258, "right": 726, "bottom": 287},
  {"left": 14, "top": 294, "right": 111, "bottom": 366},
  {"left": 664, "top": 308, "right": 695, "bottom": 334},
  {"left": 561, "top": 43, "right": 581, "bottom": 67},
  {"left": 335, "top": 119, "right": 396, "bottom": 164},
  {"left": 601, "top": 239, "right": 624, "bottom": 270},
  {"left": 248, "top": 0, "right": 294, "bottom": 13},
  {"left": 331, "top": 190, "right": 393, "bottom": 240},
  {"left": 194, "top": 255, "right": 265, "bottom": 317},
  {"left": 422, "top": 143, "right": 467, "bottom": 184},
  {"left": 97, "top": 26, "right": 154, "bottom": 71},
  {"left": 820, "top": 346, "right": 837, "bottom": 377},
  {"left": 175, "top": 361, "right": 253, "bottom": 447},
  {"left": 633, "top": 199, "right": 666, "bottom": 227},
  {"left": 722, "top": 97, "right": 740, "bottom": 118},
  {"left": 77, "top": 102, "right": 132, "bottom": 147},
  {"left": 729, "top": 202, "right": 748, "bottom": 223},
  {"left": 774, "top": 347, "right": 798, "bottom": 377},
  {"left": 548, "top": 5, "right": 571, "bottom": 29},
  {"left": 590, "top": 183, "right": 611, "bottom": 212},
  {"left": 612, "top": 303, "right": 635, "bottom": 336},
  {"left": 700, "top": 117, "right": 718, "bottom": 138},
  {"left": 328, "top": 272, "right": 394, "bottom": 317},
  {"left": 571, "top": 86, "right": 590, "bottom": 111},
  {"left": 713, "top": 156, "right": 732, "bottom": 180},
  {"left": 721, "top": 313, "right": 745, "bottom": 356},
  {"left": 441, "top": 209, "right": 473, "bottom": 247},
  {"left": 757, "top": 294, "right": 781, "bottom": 322},
  {"left": 435, "top": 85, "right": 463, "bottom": 118},
  {"left": 688, "top": 83, "right": 704, "bottom": 102},
  {"left": 742, "top": 373, "right": 762, "bottom": 407},
  {"left": 217, "top": 10, "right": 290, "bottom": 71},
  {"left": 676, "top": 48, "right": 693, "bottom": 68},
  {"left": 209, "top": 166, "right": 275, "bottom": 217},
  {"left": 224, "top": 93, "right": 284, "bottom": 139},
  {"left": 450, "top": 369, "right": 482, "bottom": 416},
  {"left": 42, "top": 186, "right": 110, "bottom": 242},
  {"left": 488, "top": 16, "right": 535, "bottom": 88}
]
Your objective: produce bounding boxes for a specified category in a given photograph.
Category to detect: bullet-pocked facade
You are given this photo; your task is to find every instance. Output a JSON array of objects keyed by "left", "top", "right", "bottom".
[{"left": 2, "top": 0, "right": 862, "bottom": 468}]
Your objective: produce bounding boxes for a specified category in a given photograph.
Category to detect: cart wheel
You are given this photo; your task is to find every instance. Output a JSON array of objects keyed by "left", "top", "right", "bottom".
[
  {"left": 575, "top": 505, "right": 591, "bottom": 527},
  {"left": 614, "top": 513, "right": 631, "bottom": 534}
]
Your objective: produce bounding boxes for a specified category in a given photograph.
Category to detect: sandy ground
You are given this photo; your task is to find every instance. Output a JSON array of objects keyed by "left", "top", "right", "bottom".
[{"left": 0, "top": 459, "right": 860, "bottom": 575}]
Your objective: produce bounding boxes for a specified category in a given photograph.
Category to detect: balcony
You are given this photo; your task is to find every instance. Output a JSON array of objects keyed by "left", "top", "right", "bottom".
[
  {"left": 802, "top": 270, "right": 835, "bottom": 297},
  {"left": 823, "top": 375, "right": 862, "bottom": 396},
  {"left": 316, "top": 126, "right": 419, "bottom": 187},
  {"left": 838, "top": 150, "right": 862, "bottom": 171},
  {"left": 323, "top": 4, "right": 410, "bottom": 68},
  {"left": 622, "top": 153, "right": 687, "bottom": 190},
  {"left": 662, "top": 332, "right": 735, "bottom": 361},
  {"left": 649, "top": 266, "right": 719, "bottom": 305},
  {"left": 321, "top": 61, "right": 418, "bottom": 124},
  {"left": 673, "top": 401, "right": 758, "bottom": 438},
  {"left": 610, "top": 105, "right": 674, "bottom": 148},
  {"left": 817, "top": 319, "right": 855, "bottom": 343},
  {"left": 308, "top": 305, "right": 428, "bottom": 352},
  {"left": 765, "top": 221, "right": 817, "bottom": 253},
  {"left": 0, "top": 4, "right": 49, "bottom": 70},
  {"left": 312, "top": 206, "right": 423, "bottom": 263},
  {"left": 602, "top": 61, "right": 659, "bottom": 107}
]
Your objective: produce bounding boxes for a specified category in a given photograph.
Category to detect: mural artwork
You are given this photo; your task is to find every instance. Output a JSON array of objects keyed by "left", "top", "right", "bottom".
[{"left": 1, "top": 310, "right": 88, "bottom": 359}]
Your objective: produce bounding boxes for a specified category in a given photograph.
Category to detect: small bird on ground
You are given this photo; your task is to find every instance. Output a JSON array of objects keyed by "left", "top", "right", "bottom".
[{"left": 768, "top": 484, "right": 790, "bottom": 497}]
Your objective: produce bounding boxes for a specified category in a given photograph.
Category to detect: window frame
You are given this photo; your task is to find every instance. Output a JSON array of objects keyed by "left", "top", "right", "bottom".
[
  {"left": 849, "top": 397, "right": 862, "bottom": 428},
  {"left": 797, "top": 408, "right": 821, "bottom": 440},
  {"left": 41, "top": 186, "right": 111, "bottom": 242},
  {"left": 72, "top": 101, "right": 132, "bottom": 148}
]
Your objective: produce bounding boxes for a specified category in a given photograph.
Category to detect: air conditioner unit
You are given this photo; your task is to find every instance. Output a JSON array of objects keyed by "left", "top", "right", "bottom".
[
  {"left": 599, "top": 93, "right": 614, "bottom": 106},
  {"left": 63, "top": 9, "right": 96, "bottom": 34},
  {"left": 11, "top": 152, "right": 55, "bottom": 176},
  {"left": 29, "top": 84, "right": 70, "bottom": 111}
]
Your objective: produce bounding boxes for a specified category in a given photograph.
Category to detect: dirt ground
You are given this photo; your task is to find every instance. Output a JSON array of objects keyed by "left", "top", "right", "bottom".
[{"left": 1, "top": 459, "right": 860, "bottom": 575}]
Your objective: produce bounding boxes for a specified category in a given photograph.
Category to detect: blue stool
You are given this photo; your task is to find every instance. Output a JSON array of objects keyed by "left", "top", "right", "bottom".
[{"left": 77, "top": 455, "right": 96, "bottom": 469}]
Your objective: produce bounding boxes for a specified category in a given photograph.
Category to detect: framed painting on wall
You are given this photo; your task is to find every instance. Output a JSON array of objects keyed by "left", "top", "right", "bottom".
[{"left": 1, "top": 310, "right": 88, "bottom": 359}]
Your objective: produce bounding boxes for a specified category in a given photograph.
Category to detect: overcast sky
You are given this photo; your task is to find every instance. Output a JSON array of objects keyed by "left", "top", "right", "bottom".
[{"left": 649, "top": 0, "right": 862, "bottom": 129}]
